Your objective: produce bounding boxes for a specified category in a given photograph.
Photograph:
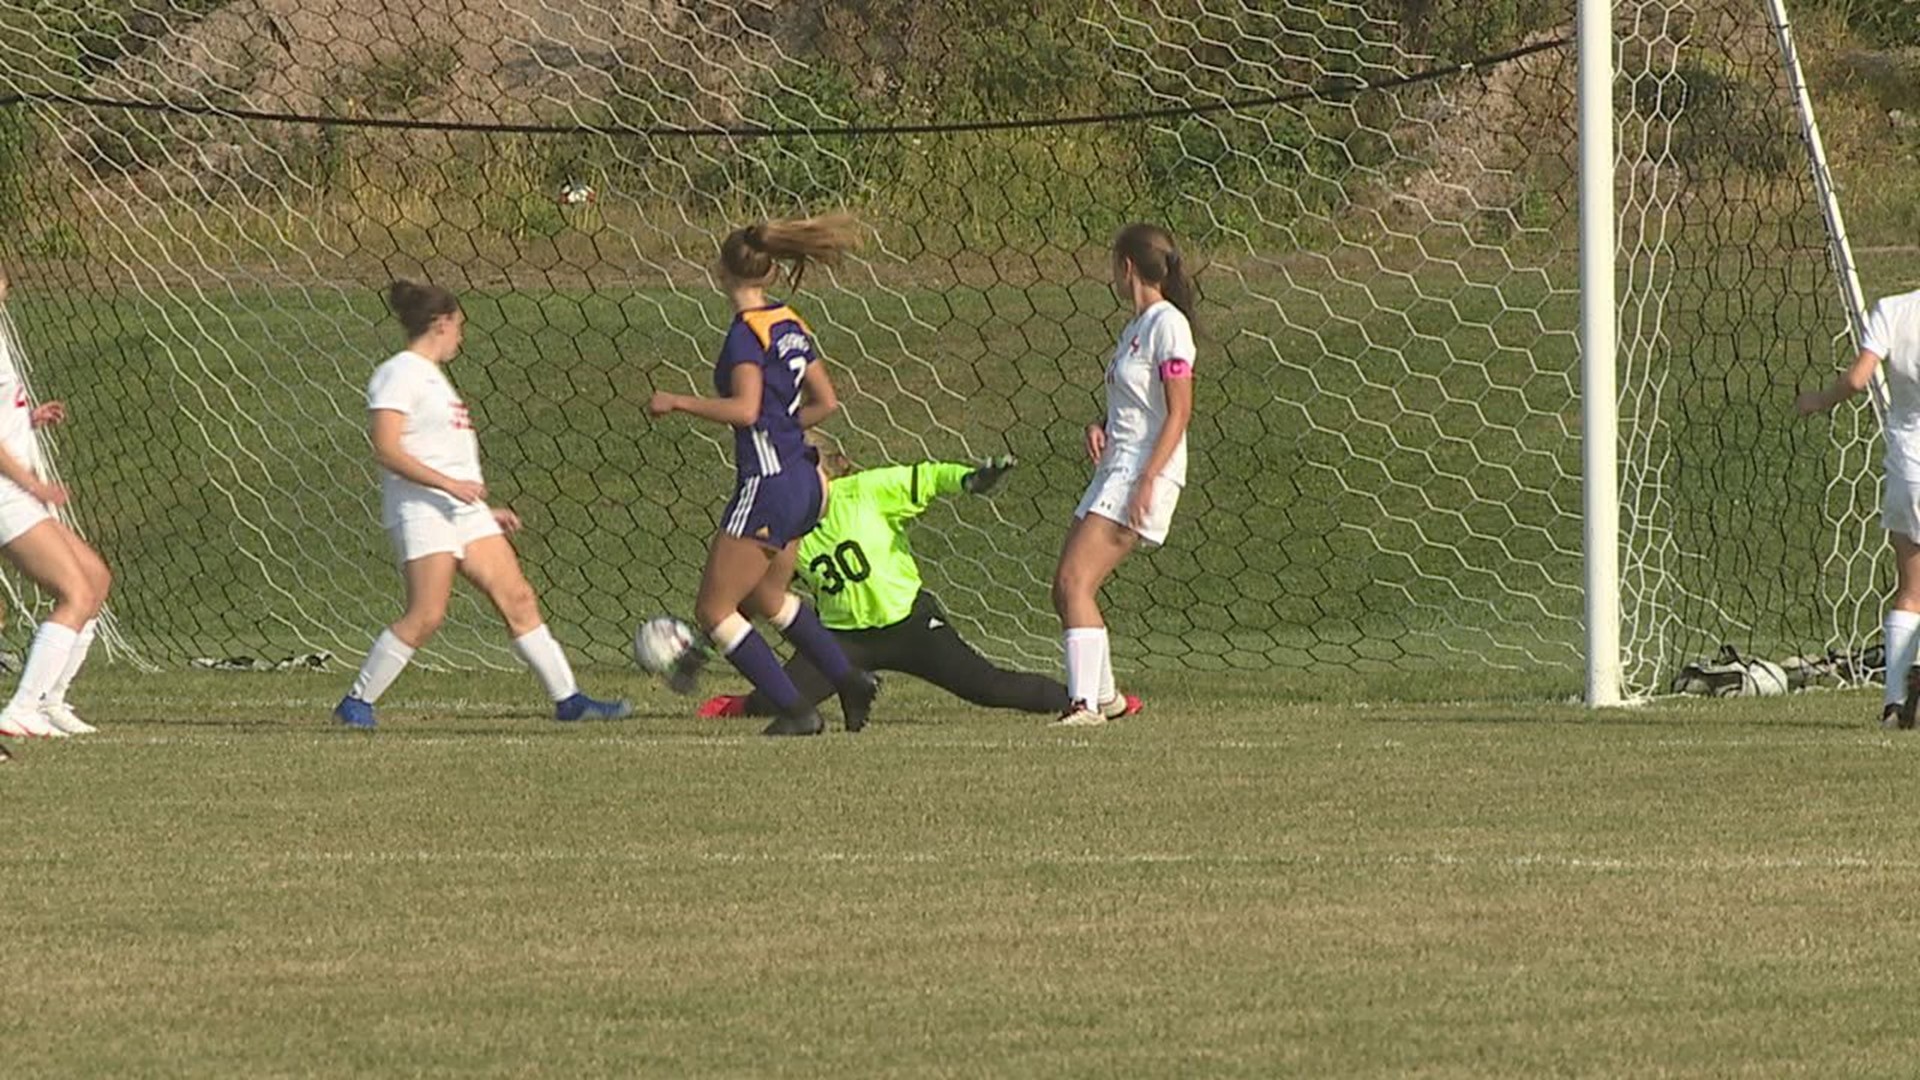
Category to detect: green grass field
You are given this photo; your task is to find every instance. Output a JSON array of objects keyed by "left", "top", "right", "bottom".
[{"left": 6, "top": 666, "right": 1916, "bottom": 1077}]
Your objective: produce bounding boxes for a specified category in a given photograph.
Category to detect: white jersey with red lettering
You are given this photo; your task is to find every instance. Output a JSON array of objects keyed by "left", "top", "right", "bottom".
[
  {"left": 0, "top": 330, "right": 38, "bottom": 472},
  {"left": 0, "top": 329, "right": 51, "bottom": 545},
  {"left": 1099, "top": 299, "right": 1195, "bottom": 486},
  {"left": 365, "top": 350, "right": 483, "bottom": 528}
]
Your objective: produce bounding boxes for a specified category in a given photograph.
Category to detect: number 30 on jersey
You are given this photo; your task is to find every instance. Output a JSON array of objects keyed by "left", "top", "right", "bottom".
[{"left": 808, "top": 540, "right": 871, "bottom": 594}]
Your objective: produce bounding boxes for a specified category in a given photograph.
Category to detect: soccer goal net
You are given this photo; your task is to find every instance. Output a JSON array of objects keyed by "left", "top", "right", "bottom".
[{"left": 0, "top": 0, "right": 1877, "bottom": 697}]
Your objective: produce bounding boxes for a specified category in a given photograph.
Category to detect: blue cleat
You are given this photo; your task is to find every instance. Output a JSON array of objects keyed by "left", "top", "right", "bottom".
[
  {"left": 556, "top": 692, "right": 632, "bottom": 722},
  {"left": 334, "top": 696, "right": 376, "bottom": 729}
]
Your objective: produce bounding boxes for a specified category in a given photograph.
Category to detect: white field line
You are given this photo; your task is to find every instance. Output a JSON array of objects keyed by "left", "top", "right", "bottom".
[
  {"left": 50, "top": 732, "right": 1913, "bottom": 753},
  {"left": 251, "top": 849, "right": 1920, "bottom": 874}
]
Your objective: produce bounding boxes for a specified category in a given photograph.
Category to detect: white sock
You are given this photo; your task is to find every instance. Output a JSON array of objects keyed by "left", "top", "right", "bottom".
[
  {"left": 770, "top": 594, "right": 801, "bottom": 630},
  {"left": 1887, "top": 610, "right": 1920, "bottom": 707},
  {"left": 350, "top": 628, "right": 415, "bottom": 704},
  {"left": 45, "top": 617, "right": 97, "bottom": 707},
  {"left": 712, "top": 614, "right": 754, "bottom": 655},
  {"left": 1063, "top": 627, "right": 1107, "bottom": 709},
  {"left": 511, "top": 624, "right": 579, "bottom": 703},
  {"left": 1098, "top": 640, "right": 1117, "bottom": 705},
  {"left": 10, "top": 621, "right": 77, "bottom": 711}
]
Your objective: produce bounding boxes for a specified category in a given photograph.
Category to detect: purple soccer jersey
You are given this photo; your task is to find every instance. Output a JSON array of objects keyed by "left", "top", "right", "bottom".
[{"left": 715, "top": 302, "right": 819, "bottom": 480}]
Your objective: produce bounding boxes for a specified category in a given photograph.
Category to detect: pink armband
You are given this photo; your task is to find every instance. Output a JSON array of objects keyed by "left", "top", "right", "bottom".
[{"left": 1158, "top": 358, "right": 1194, "bottom": 381}]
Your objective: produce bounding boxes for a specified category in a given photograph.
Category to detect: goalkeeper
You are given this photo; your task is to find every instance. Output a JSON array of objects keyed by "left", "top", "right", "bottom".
[{"left": 700, "top": 452, "right": 1139, "bottom": 721}]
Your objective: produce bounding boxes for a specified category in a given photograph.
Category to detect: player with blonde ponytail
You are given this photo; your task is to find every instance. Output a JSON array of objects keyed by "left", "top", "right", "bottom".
[{"left": 648, "top": 212, "right": 879, "bottom": 736}]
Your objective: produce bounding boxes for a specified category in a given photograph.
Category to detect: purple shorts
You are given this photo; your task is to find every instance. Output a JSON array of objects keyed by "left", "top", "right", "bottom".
[{"left": 722, "top": 467, "right": 824, "bottom": 548}]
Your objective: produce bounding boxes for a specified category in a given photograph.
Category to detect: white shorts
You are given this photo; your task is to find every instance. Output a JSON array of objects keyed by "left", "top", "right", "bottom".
[
  {"left": 1076, "top": 468, "right": 1182, "bottom": 547},
  {"left": 388, "top": 503, "right": 503, "bottom": 564},
  {"left": 1887, "top": 474, "right": 1920, "bottom": 542},
  {"left": 0, "top": 479, "right": 51, "bottom": 547}
]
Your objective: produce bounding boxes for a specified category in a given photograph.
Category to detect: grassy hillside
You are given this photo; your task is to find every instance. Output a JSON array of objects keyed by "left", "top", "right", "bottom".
[
  {"left": 0, "top": 0, "right": 1868, "bottom": 265},
  {"left": 0, "top": 0, "right": 1898, "bottom": 268}
]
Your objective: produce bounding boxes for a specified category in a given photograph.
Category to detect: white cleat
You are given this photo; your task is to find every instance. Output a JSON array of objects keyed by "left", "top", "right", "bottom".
[
  {"left": 0, "top": 702, "right": 61, "bottom": 738},
  {"left": 1051, "top": 701, "right": 1107, "bottom": 728},
  {"left": 41, "top": 702, "right": 96, "bottom": 735}
]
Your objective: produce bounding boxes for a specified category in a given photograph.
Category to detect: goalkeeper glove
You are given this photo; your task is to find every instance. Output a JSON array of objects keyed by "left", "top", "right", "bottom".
[{"left": 963, "top": 455, "right": 1018, "bottom": 495}]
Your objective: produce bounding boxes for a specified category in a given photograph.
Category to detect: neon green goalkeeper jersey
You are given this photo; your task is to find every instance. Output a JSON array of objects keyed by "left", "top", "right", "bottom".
[{"left": 798, "top": 462, "right": 973, "bottom": 630}]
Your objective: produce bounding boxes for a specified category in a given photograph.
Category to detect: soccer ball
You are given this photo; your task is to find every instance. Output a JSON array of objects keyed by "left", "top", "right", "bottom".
[
  {"left": 557, "top": 180, "right": 596, "bottom": 206},
  {"left": 1740, "top": 658, "right": 1790, "bottom": 698},
  {"left": 633, "top": 616, "right": 695, "bottom": 676}
]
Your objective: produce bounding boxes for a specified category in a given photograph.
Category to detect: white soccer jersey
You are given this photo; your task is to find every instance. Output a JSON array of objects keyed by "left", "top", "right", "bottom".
[
  {"left": 1101, "top": 300, "right": 1196, "bottom": 486},
  {"left": 1860, "top": 290, "right": 1920, "bottom": 479},
  {"left": 0, "top": 330, "right": 38, "bottom": 473},
  {"left": 366, "top": 350, "right": 483, "bottom": 526}
]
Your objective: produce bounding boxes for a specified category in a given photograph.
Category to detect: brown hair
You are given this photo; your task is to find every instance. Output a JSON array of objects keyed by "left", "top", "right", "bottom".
[
  {"left": 387, "top": 279, "right": 460, "bottom": 339},
  {"left": 1112, "top": 223, "right": 1196, "bottom": 325},
  {"left": 804, "top": 429, "right": 854, "bottom": 478},
  {"left": 719, "top": 211, "right": 862, "bottom": 291}
]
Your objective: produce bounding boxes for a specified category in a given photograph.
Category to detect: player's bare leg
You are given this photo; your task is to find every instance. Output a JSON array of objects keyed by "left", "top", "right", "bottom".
[
  {"left": 1886, "top": 531, "right": 1920, "bottom": 729},
  {"left": 699, "top": 533, "right": 821, "bottom": 736},
  {"left": 1051, "top": 513, "right": 1137, "bottom": 726},
  {"left": 461, "top": 535, "right": 627, "bottom": 721},
  {"left": 38, "top": 520, "right": 110, "bottom": 734},
  {"left": 392, "top": 553, "right": 457, "bottom": 648},
  {"left": 747, "top": 537, "right": 877, "bottom": 732},
  {"left": 334, "top": 552, "right": 455, "bottom": 729},
  {"left": 0, "top": 521, "right": 103, "bottom": 738}
]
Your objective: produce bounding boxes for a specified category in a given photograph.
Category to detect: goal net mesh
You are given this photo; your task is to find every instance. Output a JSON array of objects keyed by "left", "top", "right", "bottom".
[{"left": 0, "top": 0, "right": 1875, "bottom": 694}]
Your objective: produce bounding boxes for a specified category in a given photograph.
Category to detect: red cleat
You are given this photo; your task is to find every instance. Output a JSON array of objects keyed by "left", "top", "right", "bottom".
[
  {"left": 1101, "top": 693, "right": 1144, "bottom": 720},
  {"left": 698, "top": 694, "right": 749, "bottom": 719}
]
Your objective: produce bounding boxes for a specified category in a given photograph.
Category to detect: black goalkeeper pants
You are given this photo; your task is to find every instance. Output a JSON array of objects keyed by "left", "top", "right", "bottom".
[{"left": 743, "top": 591, "right": 1065, "bottom": 717}]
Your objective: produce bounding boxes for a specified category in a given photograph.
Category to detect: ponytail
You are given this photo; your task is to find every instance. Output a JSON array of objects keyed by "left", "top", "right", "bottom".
[
  {"left": 1160, "top": 249, "right": 1197, "bottom": 326},
  {"left": 719, "top": 211, "right": 862, "bottom": 290},
  {"left": 1112, "top": 223, "right": 1197, "bottom": 327}
]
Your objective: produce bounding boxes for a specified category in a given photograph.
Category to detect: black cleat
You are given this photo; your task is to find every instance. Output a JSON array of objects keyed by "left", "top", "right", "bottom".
[
  {"left": 1884, "top": 703, "right": 1904, "bottom": 730},
  {"left": 837, "top": 670, "right": 879, "bottom": 733},
  {"left": 1900, "top": 666, "right": 1920, "bottom": 730},
  {"left": 666, "top": 646, "right": 710, "bottom": 696},
  {"left": 762, "top": 709, "right": 825, "bottom": 737}
]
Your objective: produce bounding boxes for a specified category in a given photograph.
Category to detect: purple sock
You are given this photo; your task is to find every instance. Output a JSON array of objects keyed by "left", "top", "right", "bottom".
[
  {"left": 723, "top": 628, "right": 804, "bottom": 714},
  {"left": 781, "top": 602, "right": 856, "bottom": 686}
]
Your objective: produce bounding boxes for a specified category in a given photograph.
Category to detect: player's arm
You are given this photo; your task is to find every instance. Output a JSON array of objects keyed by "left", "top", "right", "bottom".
[
  {"left": 1127, "top": 358, "right": 1194, "bottom": 527},
  {"left": 1085, "top": 420, "right": 1106, "bottom": 462},
  {"left": 369, "top": 409, "right": 484, "bottom": 503},
  {"left": 0, "top": 269, "right": 61, "bottom": 504},
  {"left": 915, "top": 458, "right": 1017, "bottom": 499},
  {"left": 919, "top": 462, "right": 973, "bottom": 501},
  {"left": 650, "top": 362, "right": 763, "bottom": 428},
  {"left": 1797, "top": 349, "right": 1880, "bottom": 416},
  {"left": 1134, "top": 370, "right": 1194, "bottom": 483},
  {"left": 862, "top": 458, "right": 1016, "bottom": 522},
  {"left": 0, "top": 280, "right": 63, "bottom": 431},
  {"left": 867, "top": 463, "right": 963, "bottom": 521},
  {"left": 797, "top": 359, "right": 839, "bottom": 429}
]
